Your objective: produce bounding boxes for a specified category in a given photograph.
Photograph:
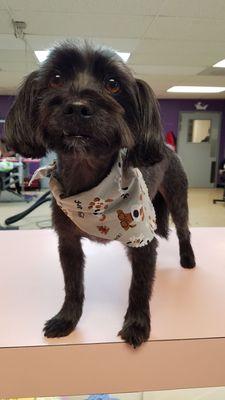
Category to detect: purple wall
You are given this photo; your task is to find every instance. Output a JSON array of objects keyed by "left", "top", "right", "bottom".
[{"left": 158, "top": 99, "right": 225, "bottom": 166}]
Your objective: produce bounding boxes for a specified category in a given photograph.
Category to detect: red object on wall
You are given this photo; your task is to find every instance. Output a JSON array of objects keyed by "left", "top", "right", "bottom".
[{"left": 165, "top": 131, "right": 176, "bottom": 151}]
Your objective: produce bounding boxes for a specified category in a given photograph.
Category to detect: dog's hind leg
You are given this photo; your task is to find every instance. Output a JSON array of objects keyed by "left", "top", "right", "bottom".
[
  {"left": 119, "top": 238, "right": 157, "bottom": 347},
  {"left": 161, "top": 160, "right": 196, "bottom": 269}
]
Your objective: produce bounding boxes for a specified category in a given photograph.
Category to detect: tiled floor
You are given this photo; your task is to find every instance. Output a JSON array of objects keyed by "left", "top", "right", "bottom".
[
  {"left": 188, "top": 188, "right": 225, "bottom": 227},
  {"left": 34, "top": 387, "right": 225, "bottom": 400},
  {"left": 0, "top": 188, "right": 225, "bottom": 399},
  {"left": 0, "top": 188, "right": 225, "bottom": 229}
]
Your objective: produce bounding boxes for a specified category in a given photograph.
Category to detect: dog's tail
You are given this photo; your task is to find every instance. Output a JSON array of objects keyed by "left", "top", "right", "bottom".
[{"left": 153, "top": 192, "right": 170, "bottom": 239}]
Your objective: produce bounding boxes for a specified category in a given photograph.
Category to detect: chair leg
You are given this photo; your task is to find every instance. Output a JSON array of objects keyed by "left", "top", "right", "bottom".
[
  {"left": 213, "top": 199, "right": 225, "bottom": 204},
  {"left": 213, "top": 187, "right": 225, "bottom": 204}
]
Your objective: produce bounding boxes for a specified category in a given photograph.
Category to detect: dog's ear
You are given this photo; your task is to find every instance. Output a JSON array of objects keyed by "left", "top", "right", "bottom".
[
  {"left": 128, "top": 79, "right": 165, "bottom": 167},
  {"left": 4, "top": 70, "right": 46, "bottom": 158}
]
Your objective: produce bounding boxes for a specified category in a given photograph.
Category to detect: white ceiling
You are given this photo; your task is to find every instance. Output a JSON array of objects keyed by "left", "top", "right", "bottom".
[{"left": 1, "top": 0, "right": 225, "bottom": 98}]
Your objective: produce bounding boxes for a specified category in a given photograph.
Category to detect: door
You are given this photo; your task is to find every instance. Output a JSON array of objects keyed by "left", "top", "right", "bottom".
[{"left": 177, "top": 112, "right": 221, "bottom": 188}]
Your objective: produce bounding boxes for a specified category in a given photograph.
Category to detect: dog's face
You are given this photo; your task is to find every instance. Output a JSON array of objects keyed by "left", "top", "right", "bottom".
[
  {"left": 37, "top": 43, "right": 137, "bottom": 157},
  {"left": 5, "top": 41, "right": 164, "bottom": 166}
]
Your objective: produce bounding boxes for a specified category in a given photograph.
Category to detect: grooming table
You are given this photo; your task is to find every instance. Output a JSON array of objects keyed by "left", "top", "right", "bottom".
[{"left": 0, "top": 228, "right": 225, "bottom": 397}]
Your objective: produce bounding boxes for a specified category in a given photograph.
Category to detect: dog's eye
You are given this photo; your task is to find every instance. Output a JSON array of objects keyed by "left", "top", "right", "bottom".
[
  {"left": 104, "top": 78, "right": 121, "bottom": 94},
  {"left": 49, "top": 74, "right": 64, "bottom": 88}
]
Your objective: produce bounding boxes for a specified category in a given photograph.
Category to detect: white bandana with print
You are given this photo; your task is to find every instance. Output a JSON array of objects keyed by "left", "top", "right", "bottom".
[{"left": 30, "top": 150, "right": 156, "bottom": 247}]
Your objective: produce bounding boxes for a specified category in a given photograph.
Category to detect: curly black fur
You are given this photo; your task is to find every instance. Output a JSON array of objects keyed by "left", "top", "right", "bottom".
[{"left": 4, "top": 40, "right": 195, "bottom": 347}]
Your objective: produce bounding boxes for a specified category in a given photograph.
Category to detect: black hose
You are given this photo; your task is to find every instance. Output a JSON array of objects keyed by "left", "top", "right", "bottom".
[{"left": 5, "top": 191, "right": 52, "bottom": 225}]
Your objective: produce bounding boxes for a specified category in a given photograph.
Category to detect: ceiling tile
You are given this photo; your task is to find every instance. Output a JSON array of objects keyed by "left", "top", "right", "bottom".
[
  {"left": 199, "top": 66, "right": 225, "bottom": 76},
  {"left": 13, "top": 11, "right": 153, "bottom": 38},
  {"left": 0, "top": 49, "right": 36, "bottom": 63},
  {"left": 0, "top": 0, "right": 7, "bottom": 10},
  {"left": 0, "top": 60, "right": 37, "bottom": 72},
  {"left": 181, "top": 74, "right": 225, "bottom": 86},
  {"left": 0, "top": 34, "right": 27, "bottom": 49},
  {"left": 27, "top": 35, "right": 139, "bottom": 53},
  {"left": 160, "top": 0, "right": 201, "bottom": 17},
  {"left": 0, "top": 10, "right": 13, "bottom": 34},
  {"left": 0, "top": 70, "right": 28, "bottom": 88},
  {"left": 136, "top": 73, "right": 225, "bottom": 99},
  {"left": 146, "top": 16, "right": 225, "bottom": 41},
  {"left": 7, "top": 0, "right": 164, "bottom": 16},
  {"left": 1, "top": 1, "right": 225, "bottom": 98},
  {"left": 199, "top": 0, "right": 225, "bottom": 19},
  {"left": 160, "top": 1, "right": 225, "bottom": 20},
  {"left": 131, "top": 64, "right": 204, "bottom": 75},
  {"left": 132, "top": 39, "right": 225, "bottom": 67}
]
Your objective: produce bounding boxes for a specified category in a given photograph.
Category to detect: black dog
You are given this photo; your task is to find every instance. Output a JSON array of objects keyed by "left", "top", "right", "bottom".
[{"left": 4, "top": 41, "right": 195, "bottom": 347}]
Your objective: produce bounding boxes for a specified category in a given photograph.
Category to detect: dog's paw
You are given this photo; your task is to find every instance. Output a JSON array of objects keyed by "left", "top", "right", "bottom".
[
  {"left": 43, "top": 316, "right": 75, "bottom": 338},
  {"left": 180, "top": 252, "right": 196, "bottom": 269},
  {"left": 118, "top": 314, "right": 150, "bottom": 348},
  {"left": 180, "top": 242, "right": 196, "bottom": 269}
]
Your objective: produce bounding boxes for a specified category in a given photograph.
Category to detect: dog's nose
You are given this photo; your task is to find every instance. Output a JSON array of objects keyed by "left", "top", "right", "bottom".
[{"left": 63, "top": 101, "right": 93, "bottom": 118}]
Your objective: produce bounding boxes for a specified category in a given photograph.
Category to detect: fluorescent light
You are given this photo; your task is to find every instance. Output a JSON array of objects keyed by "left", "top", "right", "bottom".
[
  {"left": 35, "top": 50, "right": 130, "bottom": 63},
  {"left": 167, "top": 86, "right": 225, "bottom": 93},
  {"left": 35, "top": 50, "right": 50, "bottom": 62},
  {"left": 213, "top": 59, "right": 225, "bottom": 68},
  {"left": 117, "top": 52, "right": 130, "bottom": 62}
]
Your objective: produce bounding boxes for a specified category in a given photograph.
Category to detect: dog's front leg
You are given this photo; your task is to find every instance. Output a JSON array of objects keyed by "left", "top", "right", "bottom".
[
  {"left": 44, "top": 229, "right": 85, "bottom": 338},
  {"left": 119, "top": 238, "right": 157, "bottom": 348}
]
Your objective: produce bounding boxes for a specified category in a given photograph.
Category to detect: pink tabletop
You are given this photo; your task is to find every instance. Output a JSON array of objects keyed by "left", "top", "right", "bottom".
[{"left": 0, "top": 228, "right": 225, "bottom": 347}]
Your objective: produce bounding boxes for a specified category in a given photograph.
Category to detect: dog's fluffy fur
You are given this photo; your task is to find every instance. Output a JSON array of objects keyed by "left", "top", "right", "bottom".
[{"left": 4, "top": 41, "right": 195, "bottom": 347}]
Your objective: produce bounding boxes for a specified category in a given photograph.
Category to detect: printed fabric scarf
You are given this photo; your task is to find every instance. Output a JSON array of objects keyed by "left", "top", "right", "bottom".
[{"left": 30, "top": 150, "right": 156, "bottom": 247}]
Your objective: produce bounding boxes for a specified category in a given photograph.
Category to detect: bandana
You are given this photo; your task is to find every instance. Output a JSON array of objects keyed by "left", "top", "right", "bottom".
[{"left": 30, "top": 150, "right": 156, "bottom": 247}]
